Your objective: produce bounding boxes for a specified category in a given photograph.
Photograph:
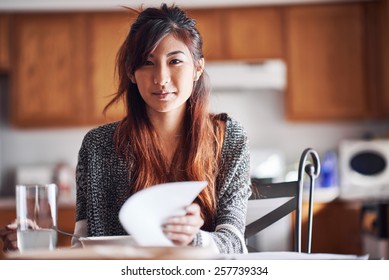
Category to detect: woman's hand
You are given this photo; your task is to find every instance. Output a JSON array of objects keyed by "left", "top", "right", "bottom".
[
  {"left": 0, "top": 222, "right": 18, "bottom": 252},
  {"left": 163, "top": 203, "right": 204, "bottom": 246}
]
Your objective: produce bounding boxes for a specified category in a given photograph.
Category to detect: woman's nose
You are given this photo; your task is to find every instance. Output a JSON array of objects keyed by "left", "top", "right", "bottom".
[{"left": 153, "top": 64, "right": 171, "bottom": 86}]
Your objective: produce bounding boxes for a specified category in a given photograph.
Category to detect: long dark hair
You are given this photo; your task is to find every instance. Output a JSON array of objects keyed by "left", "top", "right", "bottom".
[{"left": 105, "top": 3, "right": 225, "bottom": 231}]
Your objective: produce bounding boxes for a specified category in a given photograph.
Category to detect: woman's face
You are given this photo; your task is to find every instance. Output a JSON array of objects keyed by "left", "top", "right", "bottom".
[{"left": 131, "top": 34, "right": 204, "bottom": 117}]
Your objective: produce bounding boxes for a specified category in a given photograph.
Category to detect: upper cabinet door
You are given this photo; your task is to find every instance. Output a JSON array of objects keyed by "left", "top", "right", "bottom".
[
  {"left": 88, "top": 12, "right": 133, "bottom": 124},
  {"left": 12, "top": 14, "right": 89, "bottom": 127},
  {"left": 188, "top": 9, "right": 225, "bottom": 61},
  {"left": 285, "top": 4, "right": 369, "bottom": 120},
  {"left": 378, "top": 0, "right": 389, "bottom": 117},
  {"left": 0, "top": 15, "right": 10, "bottom": 71},
  {"left": 224, "top": 7, "right": 284, "bottom": 60},
  {"left": 189, "top": 7, "right": 283, "bottom": 61}
]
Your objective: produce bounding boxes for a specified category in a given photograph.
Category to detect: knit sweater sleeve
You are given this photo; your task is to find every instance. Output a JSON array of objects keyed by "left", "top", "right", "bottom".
[
  {"left": 191, "top": 117, "right": 251, "bottom": 254},
  {"left": 75, "top": 131, "right": 89, "bottom": 223}
]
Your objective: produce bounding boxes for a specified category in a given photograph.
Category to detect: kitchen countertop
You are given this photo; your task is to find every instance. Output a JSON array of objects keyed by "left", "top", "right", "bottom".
[
  {"left": 0, "top": 198, "right": 16, "bottom": 208},
  {"left": 0, "top": 197, "right": 76, "bottom": 209}
]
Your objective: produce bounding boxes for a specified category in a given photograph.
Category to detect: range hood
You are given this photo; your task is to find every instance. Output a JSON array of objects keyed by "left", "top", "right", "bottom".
[{"left": 205, "top": 60, "right": 286, "bottom": 91}]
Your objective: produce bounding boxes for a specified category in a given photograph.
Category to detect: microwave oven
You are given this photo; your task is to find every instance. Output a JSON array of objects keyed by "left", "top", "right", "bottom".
[{"left": 339, "top": 139, "right": 389, "bottom": 200}]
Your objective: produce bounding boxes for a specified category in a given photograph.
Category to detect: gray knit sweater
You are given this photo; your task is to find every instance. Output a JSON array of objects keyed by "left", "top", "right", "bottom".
[{"left": 75, "top": 114, "right": 251, "bottom": 254}]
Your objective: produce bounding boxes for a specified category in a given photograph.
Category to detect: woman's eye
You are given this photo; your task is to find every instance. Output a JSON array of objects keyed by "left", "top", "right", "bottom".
[
  {"left": 170, "top": 59, "right": 182, "bottom": 65},
  {"left": 144, "top": 60, "right": 154, "bottom": 66}
]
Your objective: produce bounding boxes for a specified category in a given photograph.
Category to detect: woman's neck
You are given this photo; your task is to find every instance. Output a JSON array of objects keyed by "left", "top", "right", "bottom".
[
  {"left": 147, "top": 107, "right": 186, "bottom": 166},
  {"left": 148, "top": 110, "right": 184, "bottom": 139}
]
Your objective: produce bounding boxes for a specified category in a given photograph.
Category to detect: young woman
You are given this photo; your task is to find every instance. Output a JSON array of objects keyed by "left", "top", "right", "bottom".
[{"left": 1, "top": 4, "right": 251, "bottom": 254}]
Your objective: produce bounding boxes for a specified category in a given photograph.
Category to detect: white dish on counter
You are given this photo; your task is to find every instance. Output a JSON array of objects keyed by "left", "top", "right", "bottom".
[{"left": 79, "top": 235, "right": 136, "bottom": 247}]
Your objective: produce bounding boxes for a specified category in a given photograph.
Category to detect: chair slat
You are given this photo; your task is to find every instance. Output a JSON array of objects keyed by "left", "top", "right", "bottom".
[
  {"left": 250, "top": 180, "right": 299, "bottom": 199},
  {"left": 245, "top": 197, "right": 297, "bottom": 239}
]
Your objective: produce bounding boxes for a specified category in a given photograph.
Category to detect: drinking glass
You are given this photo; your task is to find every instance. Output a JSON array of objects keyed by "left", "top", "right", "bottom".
[{"left": 16, "top": 184, "right": 58, "bottom": 252}]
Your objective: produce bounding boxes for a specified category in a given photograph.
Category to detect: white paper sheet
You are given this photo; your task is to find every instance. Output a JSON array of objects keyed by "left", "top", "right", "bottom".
[{"left": 119, "top": 181, "right": 207, "bottom": 246}]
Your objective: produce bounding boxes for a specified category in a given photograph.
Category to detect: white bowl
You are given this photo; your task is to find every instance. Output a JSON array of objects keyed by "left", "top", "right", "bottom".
[{"left": 79, "top": 235, "right": 136, "bottom": 247}]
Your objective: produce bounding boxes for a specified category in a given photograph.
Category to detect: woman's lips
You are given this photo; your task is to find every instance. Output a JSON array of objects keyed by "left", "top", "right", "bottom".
[
  {"left": 152, "top": 90, "right": 175, "bottom": 99},
  {"left": 153, "top": 90, "right": 174, "bottom": 94}
]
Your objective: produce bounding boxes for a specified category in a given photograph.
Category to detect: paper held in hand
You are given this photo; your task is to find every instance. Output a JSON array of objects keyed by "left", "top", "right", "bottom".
[{"left": 119, "top": 181, "right": 207, "bottom": 247}]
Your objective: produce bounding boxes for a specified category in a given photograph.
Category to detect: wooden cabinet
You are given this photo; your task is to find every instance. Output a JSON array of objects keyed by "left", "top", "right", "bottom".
[
  {"left": 189, "top": 7, "right": 283, "bottom": 61},
  {"left": 0, "top": 207, "right": 15, "bottom": 226},
  {"left": 299, "top": 201, "right": 363, "bottom": 254},
  {"left": 10, "top": 12, "right": 133, "bottom": 128},
  {"left": 11, "top": 14, "right": 89, "bottom": 127},
  {"left": 57, "top": 206, "right": 76, "bottom": 247},
  {"left": 11, "top": 8, "right": 283, "bottom": 127},
  {"left": 88, "top": 12, "right": 132, "bottom": 124},
  {"left": 285, "top": 3, "right": 369, "bottom": 120},
  {"left": 0, "top": 15, "right": 10, "bottom": 71},
  {"left": 377, "top": 0, "right": 389, "bottom": 117},
  {"left": 187, "top": 9, "right": 225, "bottom": 61},
  {"left": 224, "top": 7, "right": 284, "bottom": 60},
  {"left": 382, "top": 0, "right": 389, "bottom": 116},
  {"left": 7, "top": 3, "right": 388, "bottom": 127}
]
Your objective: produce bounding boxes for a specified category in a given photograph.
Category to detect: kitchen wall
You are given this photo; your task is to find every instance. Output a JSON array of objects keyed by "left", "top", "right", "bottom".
[
  {"left": 1, "top": 71, "right": 388, "bottom": 196},
  {"left": 211, "top": 89, "right": 389, "bottom": 163}
]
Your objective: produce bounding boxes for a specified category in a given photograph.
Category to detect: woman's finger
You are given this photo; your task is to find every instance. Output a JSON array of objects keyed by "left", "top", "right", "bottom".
[
  {"left": 185, "top": 203, "right": 201, "bottom": 216},
  {"left": 164, "top": 204, "right": 203, "bottom": 227},
  {"left": 0, "top": 225, "right": 14, "bottom": 236},
  {"left": 162, "top": 203, "right": 204, "bottom": 246},
  {"left": 166, "top": 232, "right": 193, "bottom": 245},
  {"left": 2, "top": 238, "right": 18, "bottom": 252},
  {"left": 1, "top": 223, "right": 18, "bottom": 252},
  {"left": 7, "top": 223, "right": 17, "bottom": 230},
  {"left": 163, "top": 224, "right": 194, "bottom": 235},
  {"left": 164, "top": 226, "right": 197, "bottom": 246}
]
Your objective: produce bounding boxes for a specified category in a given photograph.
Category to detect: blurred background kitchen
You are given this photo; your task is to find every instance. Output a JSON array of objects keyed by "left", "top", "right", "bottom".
[{"left": 1, "top": 0, "right": 389, "bottom": 258}]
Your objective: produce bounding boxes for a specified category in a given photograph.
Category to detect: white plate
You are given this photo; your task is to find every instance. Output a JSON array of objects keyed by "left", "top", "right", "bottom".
[{"left": 79, "top": 235, "right": 136, "bottom": 247}]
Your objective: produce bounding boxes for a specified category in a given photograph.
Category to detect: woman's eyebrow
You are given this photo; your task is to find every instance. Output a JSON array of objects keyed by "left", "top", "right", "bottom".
[
  {"left": 167, "top": 50, "right": 186, "bottom": 57},
  {"left": 149, "top": 50, "right": 186, "bottom": 58}
]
